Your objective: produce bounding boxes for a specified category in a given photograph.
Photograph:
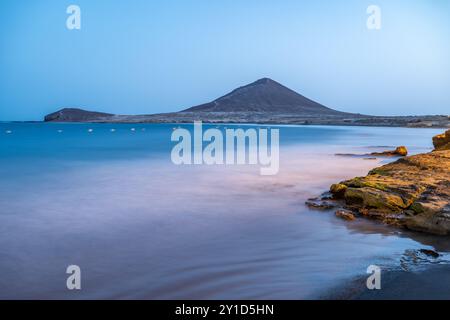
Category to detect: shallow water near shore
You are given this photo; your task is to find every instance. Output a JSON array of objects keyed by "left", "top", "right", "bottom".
[{"left": 0, "top": 123, "right": 447, "bottom": 299}]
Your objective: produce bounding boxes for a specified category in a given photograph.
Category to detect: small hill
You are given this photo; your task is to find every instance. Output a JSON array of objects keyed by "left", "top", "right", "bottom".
[{"left": 44, "top": 108, "right": 113, "bottom": 122}]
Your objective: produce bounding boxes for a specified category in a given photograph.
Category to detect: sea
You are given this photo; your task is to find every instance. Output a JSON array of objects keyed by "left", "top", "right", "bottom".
[{"left": 0, "top": 122, "right": 448, "bottom": 299}]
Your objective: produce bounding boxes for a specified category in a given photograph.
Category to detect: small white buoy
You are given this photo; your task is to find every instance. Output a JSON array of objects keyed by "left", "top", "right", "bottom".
[
  {"left": 5, "top": 130, "right": 12, "bottom": 134},
  {"left": 88, "top": 128, "right": 93, "bottom": 133},
  {"left": 131, "top": 128, "right": 136, "bottom": 132},
  {"left": 57, "top": 129, "right": 63, "bottom": 133},
  {"left": 110, "top": 128, "right": 116, "bottom": 132}
]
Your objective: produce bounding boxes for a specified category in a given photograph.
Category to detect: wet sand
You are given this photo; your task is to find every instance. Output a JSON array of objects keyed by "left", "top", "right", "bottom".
[{"left": 327, "top": 263, "right": 450, "bottom": 300}]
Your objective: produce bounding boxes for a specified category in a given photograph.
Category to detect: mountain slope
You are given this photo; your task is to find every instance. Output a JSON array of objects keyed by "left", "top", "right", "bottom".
[{"left": 183, "top": 78, "right": 345, "bottom": 115}]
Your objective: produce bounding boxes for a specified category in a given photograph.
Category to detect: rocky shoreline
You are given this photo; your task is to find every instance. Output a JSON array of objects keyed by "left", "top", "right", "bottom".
[{"left": 307, "top": 130, "right": 450, "bottom": 235}]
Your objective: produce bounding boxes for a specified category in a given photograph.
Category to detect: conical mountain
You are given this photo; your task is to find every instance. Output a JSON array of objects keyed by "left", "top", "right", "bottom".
[{"left": 183, "top": 78, "right": 344, "bottom": 114}]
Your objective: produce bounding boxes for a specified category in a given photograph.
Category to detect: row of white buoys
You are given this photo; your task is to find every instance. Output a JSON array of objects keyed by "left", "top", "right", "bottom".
[
  {"left": 3, "top": 128, "right": 146, "bottom": 134},
  {"left": 86, "top": 127, "right": 143, "bottom": 133}
]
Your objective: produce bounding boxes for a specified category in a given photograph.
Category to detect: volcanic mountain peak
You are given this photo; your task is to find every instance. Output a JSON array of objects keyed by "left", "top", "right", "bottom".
[{"left": 183, "top": 78, "right": 344, "bottom": 114}]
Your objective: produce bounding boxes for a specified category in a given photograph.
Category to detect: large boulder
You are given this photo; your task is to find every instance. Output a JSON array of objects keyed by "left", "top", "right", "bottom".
[
  {"left": 433, "top": 130, "right": 450, "bottom": 151},
  {"left": 394, "top": 146, "right": 408, "bottom": 156}
]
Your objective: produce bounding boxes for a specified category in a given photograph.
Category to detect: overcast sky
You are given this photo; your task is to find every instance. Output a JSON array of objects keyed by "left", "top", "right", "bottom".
[{"left": 0, "top": 0, "right": 449, "bottom": 120}]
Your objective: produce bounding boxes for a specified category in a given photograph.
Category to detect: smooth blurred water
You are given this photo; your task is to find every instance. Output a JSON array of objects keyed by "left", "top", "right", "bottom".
[{"left": 0, "top": 122, "right": 446, "bottom": 299}]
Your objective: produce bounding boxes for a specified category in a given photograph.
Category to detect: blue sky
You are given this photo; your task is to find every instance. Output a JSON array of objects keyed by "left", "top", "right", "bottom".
[{"left": 0, "top": 0, "right": 449, "bottom": 120}]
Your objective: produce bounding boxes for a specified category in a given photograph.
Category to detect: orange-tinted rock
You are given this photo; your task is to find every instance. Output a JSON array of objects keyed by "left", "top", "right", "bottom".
[
  {"left": 370, "top": 146, "right": 408, "bottom": 157},
  {"left": 433, "top": 130, "right": 450, "bottom": 151},
  {"left": 335, "top": 209, "right": 356, "bottom": 221},
  {"left": 324, "top": 130, "right": 450, "bottom": 235}
]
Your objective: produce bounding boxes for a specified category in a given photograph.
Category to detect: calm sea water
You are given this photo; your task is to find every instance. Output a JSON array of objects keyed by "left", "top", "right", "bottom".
[{"left": 0, "top": 122, "right": 447, "bottom": 299}]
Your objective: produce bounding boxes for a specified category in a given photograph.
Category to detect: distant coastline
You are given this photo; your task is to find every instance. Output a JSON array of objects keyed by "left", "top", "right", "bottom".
[
  {"left": 39, "top": 112, "right": 450, "bottom": 128},
  {"left": 41, "top": 78, "right": 450, "bottom": 128}
]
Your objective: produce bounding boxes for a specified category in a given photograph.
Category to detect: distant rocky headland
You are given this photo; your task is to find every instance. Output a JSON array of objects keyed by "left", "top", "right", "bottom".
[
  {"left": 44, "top": 78, "right": 450, "bottom": 128},
  {"left": 308, "top": 129, "right": 450, "bottom": 235}
]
